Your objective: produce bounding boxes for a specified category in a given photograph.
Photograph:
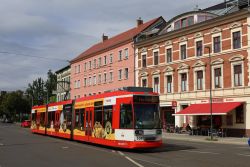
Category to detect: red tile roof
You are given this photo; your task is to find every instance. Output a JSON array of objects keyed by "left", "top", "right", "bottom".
[{"left": 71, "top": 17, "right": 161, "bottom": 63}]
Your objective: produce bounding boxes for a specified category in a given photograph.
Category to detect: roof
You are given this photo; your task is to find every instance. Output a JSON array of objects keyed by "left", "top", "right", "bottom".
[
  {"left": 55, "top": 65, "right": 70, "bottom": 74},
  {"left": 174, "top": 102, "right": 243, "bottom": 116},
  {"left": 70, "top": 17, "right": 161, "bottom": 63}
]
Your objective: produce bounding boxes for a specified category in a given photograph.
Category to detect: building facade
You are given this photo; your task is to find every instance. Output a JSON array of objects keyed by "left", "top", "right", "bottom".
[
  {"left": 135, "top": 2, "right": 250, "bottom": 137},
  {"left": 70, "top": 17, "right": 166, "bottom": 99},
  {"left": 55, "top": 65, "right": 71, "bottom": 102}
]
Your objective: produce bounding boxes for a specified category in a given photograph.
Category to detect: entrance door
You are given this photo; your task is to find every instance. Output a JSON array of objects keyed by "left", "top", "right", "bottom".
[{"left": 85, "top": 107, "right": 93, "bottom": 140}]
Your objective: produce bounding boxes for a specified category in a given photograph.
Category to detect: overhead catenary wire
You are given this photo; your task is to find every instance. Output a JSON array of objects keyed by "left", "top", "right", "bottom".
[{"left": 0, "top": 51, "right": 69, "bottom": 62}]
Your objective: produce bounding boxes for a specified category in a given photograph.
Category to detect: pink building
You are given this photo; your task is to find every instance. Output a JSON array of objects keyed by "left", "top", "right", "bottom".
[{"left": 70, "top": 17, "right": 165, "bottom": 99}]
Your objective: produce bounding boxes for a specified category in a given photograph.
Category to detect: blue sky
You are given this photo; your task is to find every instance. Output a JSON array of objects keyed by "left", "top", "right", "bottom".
[{"left": 0, "top": 0, "right": 223, "bottom": 91}]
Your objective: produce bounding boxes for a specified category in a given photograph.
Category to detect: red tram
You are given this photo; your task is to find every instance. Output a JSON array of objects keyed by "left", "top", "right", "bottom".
[{"left": 31, "top": 87, "right": 162, "bottom": 149}]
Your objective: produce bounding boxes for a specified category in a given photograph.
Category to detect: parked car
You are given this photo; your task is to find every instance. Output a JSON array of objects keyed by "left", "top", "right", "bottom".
[{"left": 21, "top": 120, "right": 31, "bottom": 128}]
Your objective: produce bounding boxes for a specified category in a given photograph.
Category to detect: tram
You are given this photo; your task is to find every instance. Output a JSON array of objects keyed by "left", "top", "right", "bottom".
[{"left": 31, "top": 87, "right": 162, "bottom": 149}]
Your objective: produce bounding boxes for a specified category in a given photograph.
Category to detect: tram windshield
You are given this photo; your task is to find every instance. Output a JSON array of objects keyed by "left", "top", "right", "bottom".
[{"left": 134, "top": 103, "right": 161, "bottom": 129}]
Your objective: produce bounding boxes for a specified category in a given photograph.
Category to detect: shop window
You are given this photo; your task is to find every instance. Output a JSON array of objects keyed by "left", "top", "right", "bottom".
[{"left": 236, "top": 105, "right": 244, "bottom": 123}]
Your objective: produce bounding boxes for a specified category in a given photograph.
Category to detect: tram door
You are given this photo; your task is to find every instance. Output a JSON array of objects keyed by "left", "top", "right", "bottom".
[
  {"left": 55, "top": 111, "right": 60, "bottom": 132},
  {"left": 85, "top": 107, "right": 93, "bottom": 140}
]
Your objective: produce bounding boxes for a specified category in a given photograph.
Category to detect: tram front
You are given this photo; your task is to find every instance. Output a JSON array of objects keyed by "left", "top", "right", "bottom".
[{"left": 132, "top": 95, "right": 162, "bottom": 148}]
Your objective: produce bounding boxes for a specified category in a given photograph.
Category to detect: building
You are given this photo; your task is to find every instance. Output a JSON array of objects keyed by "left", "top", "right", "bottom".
[
  {"left": 135, "top": 0, "right": 250, "bottom": 137},
  {"left": 55, "top": 65, "right": 71, "bottom": 102},
  {"left": 70, "top": 17, "right": 166, "bottom": 99}
]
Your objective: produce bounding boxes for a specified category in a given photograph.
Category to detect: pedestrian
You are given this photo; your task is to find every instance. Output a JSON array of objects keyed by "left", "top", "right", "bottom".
[{"left": 248, "top": 137, "right": 250, "bottom": 146}]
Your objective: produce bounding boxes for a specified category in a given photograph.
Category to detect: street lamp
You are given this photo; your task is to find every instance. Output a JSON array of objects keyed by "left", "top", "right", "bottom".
[{"left": 205, "top": 46, "right": 213, "bottom": 140}]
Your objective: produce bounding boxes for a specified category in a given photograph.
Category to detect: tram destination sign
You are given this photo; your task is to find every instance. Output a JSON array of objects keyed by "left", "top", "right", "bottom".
[{"left": 133, "top": 95, "right": 159, "bottom": 103}]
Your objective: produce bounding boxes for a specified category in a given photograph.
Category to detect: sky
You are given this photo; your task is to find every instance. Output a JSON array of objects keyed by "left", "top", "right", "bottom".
[{"left": 0, "top": 0, "right": 223, "bottom": 91}]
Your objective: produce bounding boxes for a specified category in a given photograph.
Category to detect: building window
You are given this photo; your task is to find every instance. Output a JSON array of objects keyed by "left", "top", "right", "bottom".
[
  {"left": 166, "top": 75, "right": 172, "bottom": 93},
  {"left": 233, "top": 31, "right": 241, "bottom": 49},
  {"left": 124, "top": 48, "right": 128, "bottom": 59},
  {"left": 153, "top": 77, "right": 160, "bottom": 93},
  {"left": 196, "top": 41, "right": 203, "bottom": 57},
  {"left": 84, "top": 78, "right": 87, "bottom": 87},
  {"left": 142, "top": 78, "right": 147, "bottom": 87},
  {"left": 88, "top": 77, "right": 91, "bottom": 86},
  {"left": 180, "top": 44, "right": 187, "bottom": 60},
  {"left": 213, "top": 36, "right": 221, "bottom": 53},
  {"left": 153, "top": 51, "right": 159, "bottom": 65},
  {"left": 103, "top": 73, "right": 107, "bottom": 83},
  {"left": 142, "top": 54, "right": 147, "bottom": 67},
  {"left": 166, "top": 48, "right": 172, "bottom": 63},
  {"left": 174, "top": 20, "right": 181, "bottom": 30},
  {"left": 124, "top": 68, "right": 128, "bottom": 79},
  {"left": 98, "top": 74, "right": 101, "bottom": 84},
  {"left": 187, "top": 16, "right": 194, "bottom": 26},
  {"left": 236, "top": 105, "right": 244, "bottom": 123},
  {"left": 110, "top": 54, "right": 113, "bottom": 64},
  {"left": 89, "top": 61, "right": 92, "bottom": 70},
  {"left": 78, "top": 65, "right": 80, "bottom": 73},
  {"left": 98, "top": 57, "right": 102, "bottom": 67},
  {"left": 118, "top": 69, "right": 122, "bottom": 80},
  {"left": 214, "top": 68, "right": 222, "bottom": 88},
  {"left": 93, "top": 59, "right": 96, "bottom": 69},
  {"left": 84, "top": 63, "right": 87, "bottom": 71},
  {"left": 93, "top": 76, "right": 96, "bottom": 85},
  {"left": 118, "top": 50, "right": 122, "bottom": 61},
  {"left": 233, "top": 64, "right": 242, "bottom": 86},
  {"left": 181, "top": 73, "right": 187, "bottom": 92},
  {"left": 109, "top": 71, "right": 113, "bottom": 82},
  {"left": 181, "top": 18, "right": 187, "bottom": 27},
  {"left": 196, "top": 70, "right": 203, "bottom": 90},
  {"left": 104, "top": 55, "right": 107, "bottom": 65}
]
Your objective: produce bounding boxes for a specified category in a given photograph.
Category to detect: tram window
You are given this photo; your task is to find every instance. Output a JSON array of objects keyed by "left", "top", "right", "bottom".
[
  {"left": 64, "top": 110, "right": 72, "bottom": 129},
  {"left": 104, "top": 106, "right": 113, "bottom": 127},
  {"left": 94, "top": 106, "right": 103, "bottom": 126},
  {"left": 80, "top": 109, "right": 85, "bottom": 130},
  {"left": 75, "top": 109, "right": 80, "bottom": 127},
  {"left": 75, "top": 109, "right": 85, "bottom": 130},
  {"left": 47, "top": 112, "right": 52, "bottom": 128},
  {"left": 32, "top": 113, "right": 36, "bottom": 121},
  {"left": 40, "top": 113, "right": 45, "bottom": 127},
  {"left": 120, "top": 104, "right": 133, "bottom": 129}
]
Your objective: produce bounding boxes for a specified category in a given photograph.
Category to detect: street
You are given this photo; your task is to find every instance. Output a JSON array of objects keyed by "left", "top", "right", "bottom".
[{"left": 0, "top": 123, "right": 250, "bottom": 167}]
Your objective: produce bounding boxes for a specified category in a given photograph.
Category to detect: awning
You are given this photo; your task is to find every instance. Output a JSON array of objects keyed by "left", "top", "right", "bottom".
[{"left": 173, "top": 102, "right": 243, "bottom": 116}]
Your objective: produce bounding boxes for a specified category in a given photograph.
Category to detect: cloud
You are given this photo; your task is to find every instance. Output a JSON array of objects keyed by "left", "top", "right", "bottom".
[{"left": 0, "top": 0, "right": 223, "bottom": 91}]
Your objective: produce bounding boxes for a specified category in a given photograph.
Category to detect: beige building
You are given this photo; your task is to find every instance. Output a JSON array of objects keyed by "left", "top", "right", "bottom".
[{"left": 55, "top": 65, "right": 71, "bottom": 102}]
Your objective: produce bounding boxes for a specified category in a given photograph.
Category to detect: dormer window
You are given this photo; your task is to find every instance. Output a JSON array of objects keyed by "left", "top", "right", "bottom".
[{"left": 174, "top": 16, "right": 194, "bottom": 30}]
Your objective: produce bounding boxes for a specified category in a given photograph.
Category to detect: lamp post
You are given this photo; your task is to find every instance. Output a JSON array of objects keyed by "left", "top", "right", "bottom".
[{"left": 205, "top": 46, "right": 213, "bottom": 140}]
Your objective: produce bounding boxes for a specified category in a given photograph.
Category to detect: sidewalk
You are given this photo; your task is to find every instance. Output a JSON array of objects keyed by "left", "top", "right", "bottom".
[{"left": 162, "top": 132, "right": 249, "bottom": 145}]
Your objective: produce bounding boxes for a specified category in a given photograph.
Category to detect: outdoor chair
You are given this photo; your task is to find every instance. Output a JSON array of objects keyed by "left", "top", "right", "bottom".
[{"left": 208, "top": 129, "right": 218, "bottom": 137}]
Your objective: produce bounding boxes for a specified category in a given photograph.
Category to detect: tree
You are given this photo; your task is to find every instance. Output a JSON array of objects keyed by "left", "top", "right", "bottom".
[
  {"left": 0, "top": 91, "right": 31, "bottom": 122},
  {"left": 26, "top": 69, "right": 57, "bottom": 106},
  {"left": 45, "top": 69, "right": 57, "bottom": 103}
]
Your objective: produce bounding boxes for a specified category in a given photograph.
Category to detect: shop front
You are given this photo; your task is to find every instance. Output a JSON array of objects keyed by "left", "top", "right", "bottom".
[{"left": 174, "top": 102, "right": 247, "bottom": 137}]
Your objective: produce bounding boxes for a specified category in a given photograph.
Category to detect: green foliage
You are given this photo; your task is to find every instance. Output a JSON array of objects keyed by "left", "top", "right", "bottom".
[
  {"left": 25, "top": 69, "right": 57, "bottom": 106},
  {"left": 0, "top": 90, "right": 30, "bottom": 121}
]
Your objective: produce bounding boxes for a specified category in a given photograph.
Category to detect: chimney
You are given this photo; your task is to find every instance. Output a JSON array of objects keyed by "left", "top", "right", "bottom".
[
  {"left": 137, "top": 17, "right": 143, "bottom": 27},
  {"left": 102, "top": 33, "right": 108, "bottom": 42}
]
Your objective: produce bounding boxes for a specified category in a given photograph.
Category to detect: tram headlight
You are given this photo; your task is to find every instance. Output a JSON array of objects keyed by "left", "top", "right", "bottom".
[
  {"left": 135, "top": 130, "right": 143, "bottom": 135},
  {"left": 156, "top": 129, "right": 162, "bottom": 135}
]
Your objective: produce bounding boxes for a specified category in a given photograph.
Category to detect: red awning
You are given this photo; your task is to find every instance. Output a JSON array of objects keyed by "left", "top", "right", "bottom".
[{"left": 173, "top": 102, "right": 243, "bottom": 116}]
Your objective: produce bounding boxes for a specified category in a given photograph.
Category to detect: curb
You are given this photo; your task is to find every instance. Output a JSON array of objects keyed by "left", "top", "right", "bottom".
[{"left": 163, "top": 134, "right": 248, "bottom": 146}]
